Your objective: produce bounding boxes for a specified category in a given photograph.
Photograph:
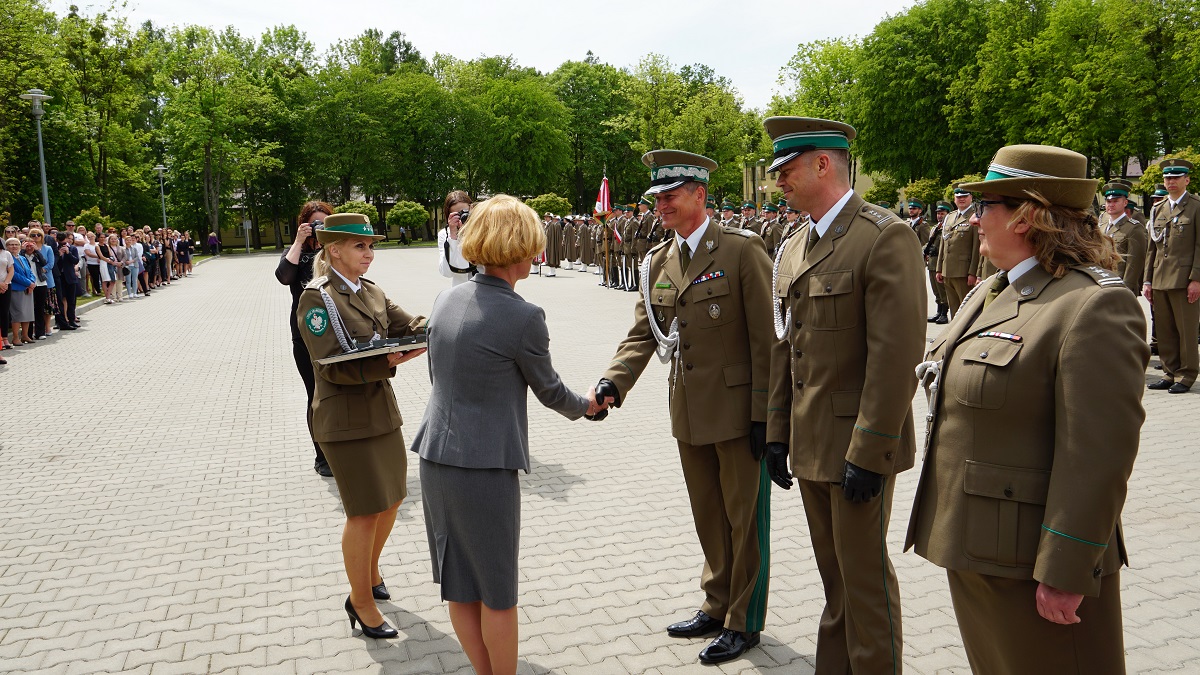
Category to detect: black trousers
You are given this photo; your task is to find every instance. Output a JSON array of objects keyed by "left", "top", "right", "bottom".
[
  {"left": 32, "top": 286, "right": 48, "bottom": 336},
  {"left": 88, "top": 265, "right": 101, "bottom": 294},
  {"left": 292, "top": 339, "right": 326, "bottom": 464},
  {"left": 59, "top": 281, "right": 78, "bottom": 324}
]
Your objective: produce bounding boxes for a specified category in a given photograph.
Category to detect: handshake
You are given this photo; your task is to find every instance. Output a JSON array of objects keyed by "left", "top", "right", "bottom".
[{"left": 583, "top": 378, "right": 621, "bottom": 421}]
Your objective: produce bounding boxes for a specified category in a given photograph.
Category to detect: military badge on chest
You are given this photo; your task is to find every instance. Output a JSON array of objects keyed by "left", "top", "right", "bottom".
[
  {"left": 709, "top": 303, "right": 721, "bottom": 320},
  {"left": 305, "top": 307, "right": 328, "bottom": 336}
]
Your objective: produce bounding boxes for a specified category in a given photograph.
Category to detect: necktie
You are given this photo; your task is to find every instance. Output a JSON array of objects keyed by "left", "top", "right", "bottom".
[
  {"left": 680, "top": 240, "right": 691, "bottom": 270},
  {"left": 983, "top": 272, "right": 1009, "bottom": 309},
  {"left": 805, "top": 226, "right": 820, "bottom": 257}
]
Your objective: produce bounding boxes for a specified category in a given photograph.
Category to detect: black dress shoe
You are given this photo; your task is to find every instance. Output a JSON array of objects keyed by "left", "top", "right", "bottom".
[
  {"left": 315, "top": 458, "right": 333, "bottom": 477},
  {"left": 344, "top": 596, "right": 397, "bottom": 639},
  {"left": 666, "top": 610, "right": 723, "bottom": 638},
  {"left": 1148, "top": 379, "right": 1173, "bottom": 390},
  {"left": 934, "top": 313, "right": 949, "bottom": 325},
  {"left": 698, "top": 629, "right": 760, "bottom": 664},
  {"left": 1169, "top": 382, "right": 1192, "bottom": 394},
  {"left": 372, "top": 581, "right": 390, "bottom": 600}
]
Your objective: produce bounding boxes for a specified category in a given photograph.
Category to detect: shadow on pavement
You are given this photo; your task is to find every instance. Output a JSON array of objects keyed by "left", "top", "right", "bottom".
[{"left": 524, "top": 456, "right": 584, "bottom": 502}]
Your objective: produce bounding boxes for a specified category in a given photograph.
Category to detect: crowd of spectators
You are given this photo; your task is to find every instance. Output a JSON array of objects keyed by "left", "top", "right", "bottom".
[{"left": 1, "top": 219, "right": 198, "bottom": 366}]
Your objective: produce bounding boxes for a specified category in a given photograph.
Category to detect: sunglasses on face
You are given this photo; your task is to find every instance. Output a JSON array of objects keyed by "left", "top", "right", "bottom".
[{"left": 975, "top": 200, "right": 1007, "bottom": 217}]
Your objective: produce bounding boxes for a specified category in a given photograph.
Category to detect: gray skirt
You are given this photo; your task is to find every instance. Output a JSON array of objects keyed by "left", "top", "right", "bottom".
[
  {"left": 419, "top": 458, "right": 519, "bottom": 609},
  {"left": 9, "top": 289, "right": 33, "bottom": 323}
]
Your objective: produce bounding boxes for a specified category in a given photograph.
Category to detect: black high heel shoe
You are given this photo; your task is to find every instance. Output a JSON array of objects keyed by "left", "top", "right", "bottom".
[
  {"left": 372, "top": 580, "right": 390, "bottom": 601},
  {"left": 344, "top": 596, "right": 398, "bottom": 639}
]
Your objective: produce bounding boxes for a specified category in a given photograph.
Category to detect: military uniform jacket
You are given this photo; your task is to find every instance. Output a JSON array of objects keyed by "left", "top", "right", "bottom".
[
  {"left": 925, "top": 223, "right": 943, "bottom": 272},
  {"left": 603, "top": 222, "right": 774, "bottom": 446},
  {"left": 1101, "top": 214, "right": 1148, "bottom": 292},
  {"left": 297, "top": 275, "right": 427, "bottom": 443},
  {"left": 634, "top": 211, "right": 653, "bottom": 254},
  {"left": 905, "top": 264, "right": 1147, "bottom": 597},
  {"left": 621, "top": 217, "right": 638, "bottom": 255},
  {"left": 908, "top": 216, "right": 932, "bottom": 245},
  {"left": 767, "top": 194, "right": 925, "bottom": 481},
  {"left": 937, "top": 206, "right": 981, "bottom": 278},
  {"left": 1145, "top": 192, "right": 1200, "bottom": 289}
]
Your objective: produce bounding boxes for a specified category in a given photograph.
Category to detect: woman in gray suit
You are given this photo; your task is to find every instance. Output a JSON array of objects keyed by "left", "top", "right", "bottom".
[{"left": 411, "top": 194, "right": 609, "bottom": 675}]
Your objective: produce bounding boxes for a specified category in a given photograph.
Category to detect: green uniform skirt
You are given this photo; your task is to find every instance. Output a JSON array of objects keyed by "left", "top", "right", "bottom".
[{"left": 321, "top": 428, "right": 408, "bottom": 516}]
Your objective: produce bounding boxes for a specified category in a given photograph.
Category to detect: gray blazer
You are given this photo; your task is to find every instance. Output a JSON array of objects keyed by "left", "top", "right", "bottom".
[{"left": 411, "top": 273, "right": 590, "bottom": 471}]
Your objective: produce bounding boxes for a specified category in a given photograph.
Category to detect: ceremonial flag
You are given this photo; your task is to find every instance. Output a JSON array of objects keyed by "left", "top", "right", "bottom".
[{"left": 594, "top": 175, "right": 611, "bottom": 218}]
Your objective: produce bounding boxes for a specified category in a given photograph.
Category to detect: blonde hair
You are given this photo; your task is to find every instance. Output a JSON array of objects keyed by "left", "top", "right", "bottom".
[
  {"left": 459, "top": 194, "right": 546, "bottom": 267},
  {"left": 1006, "top": 191, "right": 1119, "bottom": 278},
  {"left": 312, "top": 242, "right": 338, "bottom": 279}
]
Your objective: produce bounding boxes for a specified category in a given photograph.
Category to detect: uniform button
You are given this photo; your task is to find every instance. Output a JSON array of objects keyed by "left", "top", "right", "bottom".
[
  {"left": 1093, "top": 567, "right": 1103, "bottom": 578},
  {"left": 795, "top": 349, "right": 803, "bottom": 357},
  {"left": 680, "top": 299, "right": 687, "bottom": 306},
  {"left": 980, "top": 351, "right": 989, "bottom": 358},
  {"left": 794, "top": 319, "right": 802, "bottom": 329},
  {"left": 683, "top": 342, "right": 691, "bottom": 350},
  {"left": 796, "top": 380, "right": 804, "bottom": 390},
  {"left": 793, "top": 289, "right": 801, "bottom": 299},
  {"left": 1003, "top": 487, "right": 1014, "bottom": 498},
  {"left": 685, "top": 363, "right": 694, "bottom": 371},
  {"left": 825, "top": 284, "right": 833, "bottom": 293},
  {"left": 885, "top": 452, "right": 893, "bottom": 460},
  {"left": 707, "top": 288, "right": 713, "bottom": 295},
  {"left": 680, "top": 319, "right": 688, "bottom": 328}
]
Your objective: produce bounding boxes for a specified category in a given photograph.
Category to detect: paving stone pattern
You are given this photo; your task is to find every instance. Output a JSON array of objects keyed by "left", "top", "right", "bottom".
[{"left": 1, "top": 249, "right": 1197, "bottom": 674}]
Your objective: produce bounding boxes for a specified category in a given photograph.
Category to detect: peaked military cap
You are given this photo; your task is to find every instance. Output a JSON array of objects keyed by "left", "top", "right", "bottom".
[
  {"left": 1112, "top": 178, "right": 1134, "bottom": 190},
  {"left": 935, "top": 201, "right": 953, "bottom": 212},
  {"left": 763, "top": 116, "right": 856, "bottom": 172},
  {"left": 315, "top": 212, "right": 383, "bottom": 243},
  {"left": 639, "top": 195, "right": 653, "bottom": 206},
  {"left": 1102, "top": 182, "right": 1131, "bottom": 198},
  {"left": 959, "top": 144, "right": 1099, "bottom": 210},
  {"left": 908, "top": 200, "right": 924, "bottom": 209},
  {"left": 721, "top": 203, "right": 735, "bottom": 212},
  {"left": 762, "top": 203, "right": 779, "bottom": 212},
  {"left": 742, "top": 202, "right": 757, "bottom": 210},
  {"left": 952, "top": 183, "right": 972, "bottom": 196},
  {"left": 1154, "top": 184, "right": 1169, "bottom": 196},
  {"left": 1160, "top": 158, "right": 1193, "bottom": 176},
  {"left": 642, "top": 149, "right": 717, "bottom": 195}
]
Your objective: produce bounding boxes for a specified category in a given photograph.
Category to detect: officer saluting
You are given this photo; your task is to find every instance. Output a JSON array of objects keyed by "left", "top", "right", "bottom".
[
  {"left": 764, "top": 117, "right": 924, "bottom": 674},
  {"left": 594, "top": 150, "right": 774, "bottom": 665}
]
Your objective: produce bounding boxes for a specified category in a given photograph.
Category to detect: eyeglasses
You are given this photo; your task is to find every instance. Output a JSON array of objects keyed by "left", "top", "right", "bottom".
[{"left": 975, "top": 200, "right": 1007, "bottom": 217}]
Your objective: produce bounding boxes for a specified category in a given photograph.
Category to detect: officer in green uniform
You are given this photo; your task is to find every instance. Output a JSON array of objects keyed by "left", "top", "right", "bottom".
[
  {"left": 1099, "top": 181, "right": 1147, "bottom": 293},
  {"left": 925, "top": 202, "right": 952, "bottom": 323},
  {"left": 719, "top": 202, "right": 739, "bottom": 229},
  {"left": 741, "top": 202, "right": 760, "bottom": 235},
  {"left": 937, "top": 185, "right": 981, "bottom": 317},
  {"left": 906, "top": 200, "right": 931, "bottom": 245},
  {"left": 761, "top": 203, "right": 784, "bottom": 257},
  {"left": 595, "top": 150, "right": 774, "bottom": 665},
  {"left": 1144, "top": 158, "right": 1200, "bottom": 394},
  {"left": 764, "top": 117, "right": 923, "bottom": 675}
]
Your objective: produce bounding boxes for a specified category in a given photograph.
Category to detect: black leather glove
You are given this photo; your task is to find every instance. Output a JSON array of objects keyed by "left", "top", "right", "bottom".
[
  {"left": 750, "top": 422, "right": 767, "bottom": 461},
  {"left": 595, "top": 378, "right": 622, "bottom": 408},
  {"left": 584, "top": 409, "right": 608, "bottom": 421},
  {"left": 766, "top": 443, "right": 792, "bottom": 490},
  {"left": 841, "top": 461, "right": 884, "bottom": 503}
]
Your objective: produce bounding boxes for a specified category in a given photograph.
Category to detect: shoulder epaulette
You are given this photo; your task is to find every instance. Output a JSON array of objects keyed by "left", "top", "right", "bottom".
[
  {"left": 304, "top": 275, "right": 329, "bottom": 290},
  {"left": 1073, "top": 264, "right": 1128, "bottom": 288},
  {"left": 723, "top": 226, "right": 753, "bottom": 237},
  {"left": 359, "top": 276, "right": 376, "bottom": 286},
  {"left": 861, "top": 204, "right": 898, "bottom": 228}
]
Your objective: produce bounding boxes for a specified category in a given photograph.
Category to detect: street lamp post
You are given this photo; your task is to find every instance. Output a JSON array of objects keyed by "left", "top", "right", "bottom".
[
  {"left": 756, "top": 158, "right": 767, "bottom": 207},
  {"left": 19, "top": 88, "right": 53, "bottom": 226},
  {"left": 153, "top": 164, "right": 168, "bottom": 232}
]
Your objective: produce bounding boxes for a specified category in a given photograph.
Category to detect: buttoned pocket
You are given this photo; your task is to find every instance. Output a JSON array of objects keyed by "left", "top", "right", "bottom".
[
  {"left": 963, "top": 461, "right": 1049, "bottom": 567},
  {"left": 808, "top": 270, "right": 857, "bottom": 330},
  {"left": 650, "top": 288, "right": 677, "bottom": 306},
  {"left": 951, "top": 339, "right": 1021, "bottom": 409},
  {"left": 775, "top": 274, "right": 793, "bottom": 298},
  {"left": 723, "top": 363, "right": 751, "bottom": 387}
]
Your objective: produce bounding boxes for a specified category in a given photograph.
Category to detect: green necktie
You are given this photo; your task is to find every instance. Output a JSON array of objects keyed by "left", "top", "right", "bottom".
[
  {"left": 805, "top": 226, "right": 820, "bottom": 257},
  {"left": 983, "top": 272, "right": 1009, "bottom": 308},
  {"left": 680, "top": 240, "right": 691, "bottom": 270}
]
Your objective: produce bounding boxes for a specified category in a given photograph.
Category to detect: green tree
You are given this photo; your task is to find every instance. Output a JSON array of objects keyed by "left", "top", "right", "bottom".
[
  {"left": 771, "top": 38, "right": 861, "bottom": 121},
  {"left": 1135, "top": 148, "right": 1200, "bottom": 194},
  {"left": 475, "top": 77, "right": 570, "bottom": 196},
  {"left": 526, "top": 193, "right": 571, "bottom": 217},
  {"left": 863, "top": 174, "right": 902, "bottom": 207},
  {"left": 335, "top": 199, "right": 380, "bottom": 227},
  {"left": 943, "top": 173, "right": 985, "bottom": 201},
  {"left": 902, "top": 178, "right": 944, "bottom": 212},
  {"left": 385, "top": 199, "right": 429, "bottom": 235}
]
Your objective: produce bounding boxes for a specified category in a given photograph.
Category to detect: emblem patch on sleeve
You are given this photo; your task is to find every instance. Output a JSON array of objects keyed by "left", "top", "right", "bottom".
[{"left": 305, "top": 307, "right": 328, "bottom": 336}]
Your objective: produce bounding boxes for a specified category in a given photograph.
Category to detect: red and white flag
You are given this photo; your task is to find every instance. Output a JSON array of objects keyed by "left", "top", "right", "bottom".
[{"left": 594, "top": 176, "right": 611, "bottom": 219}]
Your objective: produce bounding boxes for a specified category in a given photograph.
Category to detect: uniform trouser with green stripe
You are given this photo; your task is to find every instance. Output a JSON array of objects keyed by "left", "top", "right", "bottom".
[
  {"left": 798, "top": 478, "right": 903, "bottom": 674},
  {"left": 677, "top": 436, "right": 770, "bottom": 633}
]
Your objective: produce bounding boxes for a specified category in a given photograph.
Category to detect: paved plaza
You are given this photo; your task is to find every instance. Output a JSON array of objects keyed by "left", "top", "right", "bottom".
[{"left": 2, "top": 247, "right": 1198, "bottom": 674}]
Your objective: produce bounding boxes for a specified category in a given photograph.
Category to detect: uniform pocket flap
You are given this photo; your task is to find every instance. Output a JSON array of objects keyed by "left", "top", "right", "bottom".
[
  {"left": 775, "top": 274, "right": 793, "bottom": 298},
  {"left": 810, "top": 270, "right": 854, "bottom": 297},
  {"left": 650, "top": 288, "right": 677, "bottom": 306},
  {"left": 964, "top": 460, "right": 1050, "bottom": 505},
  {"left": 831, "top": 389, "right": 861, "bottom": 417},
  {"left": 698, "top": 277, "right": 730, "bottom": 298},
  {"left": 960, "top": 340, "right": 1022, "bottom": 367},
  {"left": 723, "top": 363, "right": 751, "bottom": 387},
  {"left": 926, "top": 335, "right": 948, "bottom": 360}
]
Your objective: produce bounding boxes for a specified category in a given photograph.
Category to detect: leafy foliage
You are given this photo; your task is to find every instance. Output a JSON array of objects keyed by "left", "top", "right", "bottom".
[
  {"left": 385, "top": 200, "right": 428, "bottom": 230},
  {"left": 863, "top": 175, "right": 902, "bottom": 207},
  {"left": 334, "top": 200, "right": 379, "bottom": 226},
  {"left": 526, "top": 193, "right": 572, "bottom": 217}
]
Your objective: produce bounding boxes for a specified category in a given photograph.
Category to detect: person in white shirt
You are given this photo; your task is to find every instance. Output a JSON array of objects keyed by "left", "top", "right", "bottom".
[{"left": 437, "top": 190, "right": 476, "bottom": 286}]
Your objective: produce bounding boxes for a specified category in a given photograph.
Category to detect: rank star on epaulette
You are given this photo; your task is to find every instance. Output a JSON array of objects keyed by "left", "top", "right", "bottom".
[{"left": 691, "top": 270, "right": 726, "bottom": 285}]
